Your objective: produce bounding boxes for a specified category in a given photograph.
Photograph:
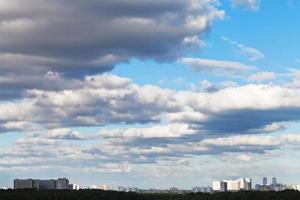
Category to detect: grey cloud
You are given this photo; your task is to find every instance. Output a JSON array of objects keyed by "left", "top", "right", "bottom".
[
  {"left": 0, "top": 71, "right": 98, "bottom": 101},
  {"left": 199, "top": 108, "right": 300, "bottom": 134},
  {"left": 0, "top": 0, "right": 224, "bottom": 78},
  {"left": 199, "top": 80, "right": 219, "bottom": 92}
]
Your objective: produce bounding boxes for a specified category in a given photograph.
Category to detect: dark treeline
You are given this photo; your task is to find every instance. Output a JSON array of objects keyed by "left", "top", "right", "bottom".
[{"left": 1, "top": 189, "right": 300, "bottom": 200}]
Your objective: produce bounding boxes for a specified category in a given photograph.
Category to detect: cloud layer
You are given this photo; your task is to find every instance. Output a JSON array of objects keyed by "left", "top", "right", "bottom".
[
  {"left": 1, "top": 72, "right": 300, "bottom": 175},
  {"left": 1, "top": 74, "right": 300, "bottom": 135}
]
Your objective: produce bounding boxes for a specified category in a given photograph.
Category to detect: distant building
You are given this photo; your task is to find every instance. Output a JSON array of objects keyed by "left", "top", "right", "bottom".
[
  {"left": 56, "top": 178, "right": 69, "bottom": 190},
  {"left": 244, "top": 178, "right": 252, "bottom": 191},
  {"left": 91, "top": 185, "right": 99, "bottom": 189},
  {"left": 69, "top": 184, "right": 80, "bottom": 190},
  {"left": 255, "top": 177, "right": 290, "bottom": 192},
  {"left": 39, "top": 179, "right": 56, "bottom": 190},
  {"left": 118, "top": 186, "right": 126, "bottom": 192},
  {"left": 225, "top": 180, "right": 240, "bottom": 191},
  {"left": 138, "top": 189, "right": 170, "bottom": 194},
  {"left": 212, "top": 181, "right": 227, "bottom": 192},
  {"left": 14, "top": 178, "right": 70, "bottom": 190},
  {"left": 193, "top": 186, "right": 212, "bottom": 193},
  {"left": 126, "top": 187, "right": 139, "bottom": 192},
  {"left": 263, "top": 177, "right": 267, "bottom": 186},
  {"left": 14, "top": 179, "right": 39, "bottom": 190},
  {"left": 213, "top": 178, "right": 252, "bottom": 192},
  {"left": 272, "top": 177, "right": 277, "bottom": 185},
  {"left": 169, "top": 187, "right": 183, "bottom": 194},
  {"left": 255, "top": 184, "right": 273, "bottom": 191},
  {"left": 99, "top": 184, "right": 111, "bottom": 191}
]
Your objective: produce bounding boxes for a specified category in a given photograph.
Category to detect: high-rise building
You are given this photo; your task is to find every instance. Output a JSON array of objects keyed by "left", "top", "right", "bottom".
[
  {"left": 56, "top": 178, "right": 69, "bottom": 190},
  {"left": 226, "top": 180, "right": 240, "bottom": 191},
  {"left": 272, "top": 177, "right": 277, "bottom": 185},
  {"left": 39, "top": 179, "right": 56, "bottom": 190},
  {"left": 212, "top": 181, "right": 227, "bottom": 192},
  {"left": 213, "top": 178, "right": 252, "bottom": 192},
  {"left": 14, "top": 179, "right": 39, "bottom": 190},
  {"left": 14, "top": 178, "right": 70, "bottom": 190},
  {"left": 69, "top": 184, "right": 80, "bottom": 190},
  {"left": 263, "top": 177, "right": 267, "bottom": 185},
  {"left": 244, "top": 178, "right": 252, "bottom": 191}
]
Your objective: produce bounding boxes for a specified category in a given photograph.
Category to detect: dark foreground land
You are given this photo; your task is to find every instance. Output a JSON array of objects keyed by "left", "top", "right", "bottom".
[{"left": 1, "top": 190, "right": 300, "bottom": 200}]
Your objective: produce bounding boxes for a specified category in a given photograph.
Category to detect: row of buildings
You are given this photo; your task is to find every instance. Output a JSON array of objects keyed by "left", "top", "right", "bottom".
[
  {"left": 14, "top": 178, "right": 80, "bottom": 190},
  {"left": 212, "top": 178, "right": 252, "bottom": 192},
  {"left": 12, "top": 177, "right": 300, "bottom": 193},
  {"left": 212, "top": 177, "right": 300, "bottom": 192},
  {"left": 255, "top": 177, "right": 300, "bottom": 192},
  {"left": 192, "top": 186, "right": 212, "bottom": 193}
]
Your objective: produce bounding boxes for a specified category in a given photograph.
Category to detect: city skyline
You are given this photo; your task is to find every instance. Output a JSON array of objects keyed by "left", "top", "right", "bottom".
[
  {"left": 0, "top": 0, "right": 300, "bottom": 189},
  {"left": 9, "top": 176, "right": 300, "bottom": 193},
  {"left": 4, "top": 176, "right": 297, "bottom": 191}
]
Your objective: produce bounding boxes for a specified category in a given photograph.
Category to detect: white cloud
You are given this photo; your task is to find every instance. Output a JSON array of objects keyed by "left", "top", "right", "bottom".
[
  {"left": 44, "top": 128, "right": 88, "bottom": 140},
  {"left": 181, "top": 57, "right": 255, "bottom": 75},
  {"left": 237, "top": 154, "right": 253, "bottom": 162},
  {"left": 248, "top": 71, "right": 276, "bottom": 82},
  {"left": 1, "top": 74, "right": 300, "bottom": 136},
  {"left": 231, "top": 0, "right": 261, "bottom": 10},
  {"left": 98, "top": 123, "right": 196, "bottom": 139},
  {"left": 222, "top": 37, "right": 265, "bottom": 61}
]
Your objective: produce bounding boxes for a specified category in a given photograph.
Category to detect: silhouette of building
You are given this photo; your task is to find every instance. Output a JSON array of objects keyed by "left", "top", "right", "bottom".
[
  {"left": 56, "top": 178, "right": 69, "bottom": 190},
  {"left": 263, "top": 177, "right": 267, "bottom": 185},
  {"left": 14, "top": 178, "right": 71, "bottom": 190},
  {"left": 272, "top": 177, "right": 277, "bottom": 185},
  {"left": 14, "top": 179, "right": 39, "bottom": 190}
]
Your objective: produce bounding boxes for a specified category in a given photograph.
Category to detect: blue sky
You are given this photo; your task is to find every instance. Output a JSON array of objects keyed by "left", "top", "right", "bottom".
[
  {"left": 113, "top": 0, "right": 300, "bottom": 88},
  {"left": 0, "top": 0, "right": 300, "bottom": 189}
]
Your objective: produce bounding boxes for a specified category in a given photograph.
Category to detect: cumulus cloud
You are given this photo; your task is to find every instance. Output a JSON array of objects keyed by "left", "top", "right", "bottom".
[
  {"left": 231, "top": 0, "right": 261, "bottom": 10},
  {"left": 1, "top": 74, "right": 300, "bottom": 137},
  {"left": 98, "top": 123, "right": 196, "bottom": 139},
  {"left": 0, "top": 72, "right": 84, "bottom": 100},
  {"left": 44, "top": 128, "right": 88, "bottom": 140},
  {"left": 199, "top": 80, "right": 219, "bottom": 92},
  {"left": 0, "top": 74, "right": 176, "bottom": 131},
  {"left": 0, "top": 0, "right": 224, "bottom": 79}
]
